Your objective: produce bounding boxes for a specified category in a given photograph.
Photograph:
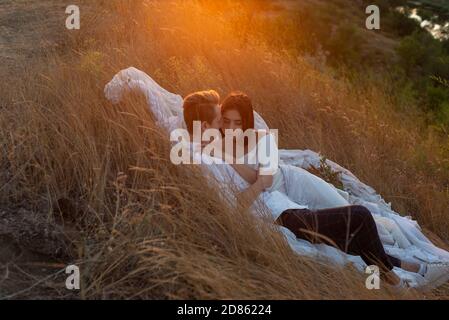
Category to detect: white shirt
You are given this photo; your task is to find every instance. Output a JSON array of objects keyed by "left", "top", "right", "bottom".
[
  {"left": 195, "top": 152, "right": 308, "bottom": 221},
  {"left": 261, "top": 191, "right": 308, "bottom": 219}
]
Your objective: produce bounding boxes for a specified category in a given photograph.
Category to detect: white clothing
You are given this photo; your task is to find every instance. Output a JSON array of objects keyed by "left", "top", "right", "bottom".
[{"left": 104, "top": 67, "right": 449, "bottom": 288}]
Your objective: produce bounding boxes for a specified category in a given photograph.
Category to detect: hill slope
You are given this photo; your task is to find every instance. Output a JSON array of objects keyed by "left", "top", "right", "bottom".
[{"left": 1, "top": 0, "right": 448, "bottom": 299}]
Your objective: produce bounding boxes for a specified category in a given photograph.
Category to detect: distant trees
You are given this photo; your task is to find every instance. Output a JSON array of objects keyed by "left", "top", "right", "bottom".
[
  {"left": 241, "top": 0, "right": 449, "bottom": 126},
  {"left": 384, "top": 9, "right": 421, "bottom": 36},
  {"left": 397, "top": 30, "right": 449, "bottom": 123}
]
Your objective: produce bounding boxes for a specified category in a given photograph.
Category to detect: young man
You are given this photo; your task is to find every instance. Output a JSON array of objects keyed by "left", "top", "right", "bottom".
[{"left": 182, "top": 90, "right": 222, "bottom": 135}]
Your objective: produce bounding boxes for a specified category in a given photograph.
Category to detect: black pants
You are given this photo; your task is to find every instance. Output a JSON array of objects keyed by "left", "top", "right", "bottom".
[{"left": 276, "top": 205, "right": 401, "bottom": 272}]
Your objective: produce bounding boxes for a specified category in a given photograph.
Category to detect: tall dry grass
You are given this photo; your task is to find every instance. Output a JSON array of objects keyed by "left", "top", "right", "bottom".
[{"left": 1, "top": 0, "right": 448, "bottom": 299}]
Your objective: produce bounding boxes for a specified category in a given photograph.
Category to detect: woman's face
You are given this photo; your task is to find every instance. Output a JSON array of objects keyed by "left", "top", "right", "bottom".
[{"left": 221, "top": 109, "right": 243, "bottom": 131}]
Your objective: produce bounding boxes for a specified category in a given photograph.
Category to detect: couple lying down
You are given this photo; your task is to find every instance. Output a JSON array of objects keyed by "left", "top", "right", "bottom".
[{"left": 105, "top": 67, "right": 449, "bottom": 290}]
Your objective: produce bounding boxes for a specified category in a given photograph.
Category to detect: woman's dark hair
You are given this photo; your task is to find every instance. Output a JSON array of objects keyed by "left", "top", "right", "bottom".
[{"left": 221, "top": 92, "right": 254, "bottom": 131}]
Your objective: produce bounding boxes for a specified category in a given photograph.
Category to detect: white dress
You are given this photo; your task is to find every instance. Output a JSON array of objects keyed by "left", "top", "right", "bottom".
[{"left": 243, "top": 133, "right": 350, "bottom": 210}]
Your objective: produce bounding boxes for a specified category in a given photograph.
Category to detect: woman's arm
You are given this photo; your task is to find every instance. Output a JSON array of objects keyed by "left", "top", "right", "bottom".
[
  {"left": 226, "top": 131, "right": 279, "bottom": 185},
  {"left": 237, "top": 174, "right": 273, "bottom": 210},
  {"left": 231, "top": 164, "right": 258, "bottom": 184}
]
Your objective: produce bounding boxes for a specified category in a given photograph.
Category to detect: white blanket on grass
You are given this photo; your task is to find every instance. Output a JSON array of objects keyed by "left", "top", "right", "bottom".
[{"left": 104, "top": 67, "right": 449, "bottom": 288}]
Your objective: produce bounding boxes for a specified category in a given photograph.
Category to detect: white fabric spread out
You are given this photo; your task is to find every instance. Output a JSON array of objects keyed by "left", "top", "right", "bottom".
[{"left": 105, "top": 67, "right": 449, "bottom": 288}]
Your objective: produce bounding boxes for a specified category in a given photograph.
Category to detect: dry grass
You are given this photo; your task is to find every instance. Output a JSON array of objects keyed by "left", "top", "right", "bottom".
[{"left": 1, "top": 0, "right": 448, "bottom": 299}]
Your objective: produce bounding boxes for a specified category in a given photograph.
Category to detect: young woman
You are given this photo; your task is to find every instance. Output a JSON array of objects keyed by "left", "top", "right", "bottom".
[
  {"left": 219, "top": 91, "right": 440, "bottom": 288},
  {"left": 220, "top": 92, "right": 351, "bottom": 210}
]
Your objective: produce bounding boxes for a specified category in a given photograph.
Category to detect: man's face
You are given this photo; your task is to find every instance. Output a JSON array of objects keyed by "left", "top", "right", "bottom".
[{"left": 203, "top": 104, "right": 222, "bottom": 131}]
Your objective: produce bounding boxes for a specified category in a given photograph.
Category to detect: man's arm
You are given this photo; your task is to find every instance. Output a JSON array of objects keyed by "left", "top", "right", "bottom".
[
  {"left": 104, "top": 67, "right": 185, "bottom": 133},
  {"left": 237, "top": 174, "right": 273, "bottom": 210}
]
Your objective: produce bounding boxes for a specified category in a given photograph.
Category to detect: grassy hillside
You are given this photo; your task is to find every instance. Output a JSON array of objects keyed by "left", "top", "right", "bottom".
[{"left": 0, "top": 0, "right": 448, "bottom": 299}]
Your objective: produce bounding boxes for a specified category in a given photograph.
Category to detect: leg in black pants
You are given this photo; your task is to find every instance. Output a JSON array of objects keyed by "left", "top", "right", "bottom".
[{"left": 276, "top": 205, "right": 401, "bottom": 272}]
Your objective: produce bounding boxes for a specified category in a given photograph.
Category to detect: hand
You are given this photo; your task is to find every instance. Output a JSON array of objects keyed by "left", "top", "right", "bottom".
[{"left": 257, "top": 173, "right": 273, "bottom": 190}]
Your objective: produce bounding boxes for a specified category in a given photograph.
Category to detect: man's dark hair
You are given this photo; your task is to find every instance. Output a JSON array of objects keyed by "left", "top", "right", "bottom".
[{"left": 183, "top": 90, "right": 220, "bottom": 134}]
